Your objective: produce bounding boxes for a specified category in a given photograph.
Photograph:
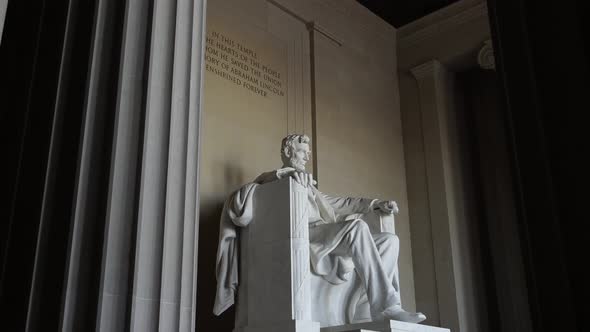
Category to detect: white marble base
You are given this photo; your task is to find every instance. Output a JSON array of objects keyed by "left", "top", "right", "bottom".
[
  {"left": 320, "top": 320, "right": 450, "bottom": 332},
  {"left": 235, "top": 319, "right": 320, "bottom": 332}
]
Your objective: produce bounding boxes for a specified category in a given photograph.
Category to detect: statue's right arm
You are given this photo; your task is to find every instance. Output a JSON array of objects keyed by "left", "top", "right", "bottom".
[
  {"left": 253, "top": 167, "right": 296, "bottom": 184},
  {"left": 254, "top": 168, "right": 316, "bottom": 188}
]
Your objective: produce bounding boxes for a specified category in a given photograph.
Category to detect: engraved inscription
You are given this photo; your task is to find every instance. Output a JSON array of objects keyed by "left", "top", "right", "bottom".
[{"left": 205, "top": 30, "right": 286, "bottom": 98}]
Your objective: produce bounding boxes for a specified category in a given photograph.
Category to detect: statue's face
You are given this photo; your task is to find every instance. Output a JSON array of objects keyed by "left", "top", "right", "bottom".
[{"left": 286, "top": 142, "right": 311, "bottom": 172}]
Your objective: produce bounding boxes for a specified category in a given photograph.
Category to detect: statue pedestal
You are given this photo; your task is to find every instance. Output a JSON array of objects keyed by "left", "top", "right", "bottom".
[
  {"left": 320, "top": 320, "right": 450, "bottom": 332},
  {"left": 235, "top": 319, "right": 320, "bottom": 332}
]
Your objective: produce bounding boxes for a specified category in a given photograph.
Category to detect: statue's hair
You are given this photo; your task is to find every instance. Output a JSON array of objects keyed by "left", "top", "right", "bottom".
[{"left": 280, "top": 134, "right": 310, "bottom": 162}]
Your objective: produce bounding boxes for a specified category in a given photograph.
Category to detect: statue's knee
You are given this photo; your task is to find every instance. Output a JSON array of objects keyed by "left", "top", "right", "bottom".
[
  {"left": 352, "top": 219, "right": 370, "bottom": 232},
  {"left": 389, "top": 233, "right": 399, "bottom": 245},
  {"left": 381, "top": 233, "right": 399, "bottom": 250},
  {"left": 346, "top": 219, "right": 371, "bottom": 239},
  {"left": 342, "top": 220, "right": 373, "bottom": 247}
]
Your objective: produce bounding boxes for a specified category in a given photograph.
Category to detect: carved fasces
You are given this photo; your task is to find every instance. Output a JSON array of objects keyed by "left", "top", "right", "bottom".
[{"left": 290, "top": 179, "right": 311, "bottom": 321}]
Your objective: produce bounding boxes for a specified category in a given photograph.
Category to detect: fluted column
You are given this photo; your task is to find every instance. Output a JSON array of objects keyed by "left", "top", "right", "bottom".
[
  {"left": 0, "top": 0, "right": 7, "bottom": 43},
  {"left": 129, "top": 0, "right": 177, "bottom": 329},
  {"left": 129, "top": 0, "right": 207, "bottom": 331},
  {"left": 410, "top": 60, "right": 460, "bottom": 332},
  {"left": 0, "top": 0, "right": 206, "bottom": 331},
  {"left": 96, "top": 0, "right": 151, "bottom": 331},
  {"left": 87, "top": 0, "right": 208, "bottom": 331},
  {"left": 179, "top": 0, "right": 207, "bottom": 329},
  {"left": 158, "top": 0, "right": 207, "bottom": 330}
]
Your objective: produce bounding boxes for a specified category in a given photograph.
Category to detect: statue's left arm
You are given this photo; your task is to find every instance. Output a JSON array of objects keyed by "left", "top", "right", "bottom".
[
  {"left": 322, "top": 193, "right": 378, "bottom": 216},
  {"left": 322, "top": 193, "right": 399, "bottom": 217}
]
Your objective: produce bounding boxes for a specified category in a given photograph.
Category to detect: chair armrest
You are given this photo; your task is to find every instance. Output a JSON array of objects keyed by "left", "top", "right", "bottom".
[
  {"left": 361, "top": 210, "right": 396, "bottom": 235},
  {"left": 247, "top": 177, "right": 313, "bottom": 322}
]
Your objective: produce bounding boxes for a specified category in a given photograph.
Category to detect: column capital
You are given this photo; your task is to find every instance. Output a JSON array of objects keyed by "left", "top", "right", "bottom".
[
  {"left": 410, "top": 59, "right": 445, "bottom": 80},
  {"left": 477, "top": 39, "right": 495, "bottom": 70}
]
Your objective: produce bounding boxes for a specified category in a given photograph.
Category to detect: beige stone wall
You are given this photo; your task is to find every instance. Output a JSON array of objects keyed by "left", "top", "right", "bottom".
[
  {"left": 198, "top": 2, "right": 312, "bottom": 330},
  {"left": 198, "top": 0, "right": 415, "bottom": 328},
  {"left": 312, "top": 25, "right": 415, "bottom": 312},
  {"left": 200, "top": 0, "right": 312, "bottom": 209}
]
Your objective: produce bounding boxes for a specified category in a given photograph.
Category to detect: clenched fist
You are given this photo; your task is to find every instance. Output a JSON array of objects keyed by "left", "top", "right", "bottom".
[{"left": 374, "top": 200, "right": 399, "bottom": 214}]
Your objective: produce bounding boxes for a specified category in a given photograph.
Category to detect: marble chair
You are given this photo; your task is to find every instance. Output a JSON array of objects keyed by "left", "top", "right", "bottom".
[{"left": 233, "top": 177, "right": 396, "bottom": 332}]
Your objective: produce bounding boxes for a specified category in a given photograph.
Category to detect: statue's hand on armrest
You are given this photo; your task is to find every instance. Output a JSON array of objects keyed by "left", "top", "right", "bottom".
[
  {"left": 276, "top": 167, "right": 317, "bottom": 187},
  {"left": 275, "top": 167, "right": 296, "bottom": 180},
  {"left": 372, "top": 200, "right": 399, "bottom": 215},
  {"left": 364, "top": 200, "right": 397, "bottom": 234}
]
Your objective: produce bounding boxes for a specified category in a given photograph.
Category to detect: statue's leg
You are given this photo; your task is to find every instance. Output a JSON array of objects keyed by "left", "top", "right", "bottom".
[
  {"left": 370, "top": 233, "right": 427, "bottom": 324},
  {"left": 334, "top": 219, "right": 401, "bottom": 317},
  {"left": 372, "top": 233, "right": 401, "bottom": 303}
]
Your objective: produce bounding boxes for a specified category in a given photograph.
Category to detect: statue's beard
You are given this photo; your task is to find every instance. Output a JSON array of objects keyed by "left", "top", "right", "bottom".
[{"left": 289, "top": 157, "right": 306, "bottom": 172}]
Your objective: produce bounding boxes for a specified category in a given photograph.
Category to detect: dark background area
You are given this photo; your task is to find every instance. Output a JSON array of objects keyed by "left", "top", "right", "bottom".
[
  {"left": 358, "top": 0, "right": 459, "bottom": 27},
  {"left": 1, "top": 0, "right": 588, "bottom": 331},
  {"left": 0, "top": 0, "right": 121, "bottom": 330}
]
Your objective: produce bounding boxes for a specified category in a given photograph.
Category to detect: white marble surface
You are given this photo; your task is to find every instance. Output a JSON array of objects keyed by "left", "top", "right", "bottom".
[
  {"left": 234, "top": 319, "right": 320, "bottom": 332},
  {"left": 321, "top": 320, "right": 450, "bottom": 332},
  {"left": 232, "top": 177, "right": 317, "bottom": 331},
  {"left": 231, "top": 177, "right": 411, "bottom": 331},
  {"left": 277, "top": 135, "right": 423, "bottom": 325},
  {"left": 218, "top": 135, "right": 427, "bottom": 331}
]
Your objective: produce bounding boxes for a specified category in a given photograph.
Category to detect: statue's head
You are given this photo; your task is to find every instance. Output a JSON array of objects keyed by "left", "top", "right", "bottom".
[{"left": 280, "top": 134, "right": 311, "bottom": 172}]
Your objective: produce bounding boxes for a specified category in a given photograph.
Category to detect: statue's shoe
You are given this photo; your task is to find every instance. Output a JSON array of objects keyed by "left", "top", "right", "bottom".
[{"left": 378, "top": 305, "right": 427, "bottom": 324}]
